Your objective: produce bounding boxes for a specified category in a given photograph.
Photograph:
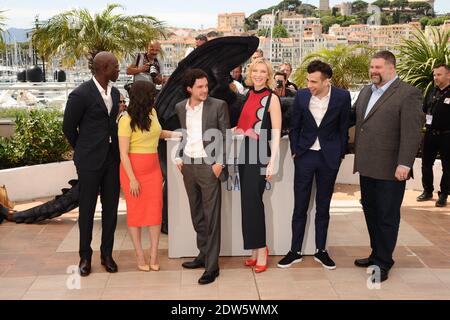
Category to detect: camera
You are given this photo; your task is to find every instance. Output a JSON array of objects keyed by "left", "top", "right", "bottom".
[
  {"left": 148, "top": 63, "right": 158, "bottom": 78},
  {"left": 276, "top": 79, "right": 284, "bottom": 89}
]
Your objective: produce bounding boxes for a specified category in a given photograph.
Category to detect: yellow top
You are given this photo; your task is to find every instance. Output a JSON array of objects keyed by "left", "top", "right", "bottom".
[{"left": 118, "top": 108, "right": 162, "bottom": 154}]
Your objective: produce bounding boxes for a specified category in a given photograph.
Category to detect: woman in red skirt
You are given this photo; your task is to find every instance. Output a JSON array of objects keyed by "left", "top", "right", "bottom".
[{"left": 118, "top": 81, "right": 178, "bottom": 271}]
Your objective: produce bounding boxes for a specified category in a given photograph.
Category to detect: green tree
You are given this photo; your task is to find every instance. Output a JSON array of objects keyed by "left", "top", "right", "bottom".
[
  {"left": 428, "top": 16, "right": 450, "bottom": 26},
  {"left": 0, "top": 10, "right": 7, "bottom": 47},
  {"left": 332, "top": 7, "right": 339, "bottom": 17},
  {"left": 409, "top": 2, "right": 433, "bottom": 15},
  {"left": 32, "top": 3, "right": 165, "bottom": 73},
  {"left": 352, "top": 1, "right": 369, "bottom": 13},
  {"left": 272, "top": 23, "right": 289, "bottom": 38},
  {"left": 320, "top": 15, "right": 337, "bottom": 33},
  {"left": 293, "top": 45, "right": 374, "bottom": 89},
  {"left": 420, "top": 16, "right": 430, "bottom": 28},
  {"left": 372, "top": 0, "right": 390, "bottom": 8},
  {"left": 397, "top": 27, "right": 450, "bottom": 97},
  {"left": 258, "top": 28, "right": 270, "bottom": 37},
  {"left": 381, "top": 12, "right": 395, "bottom": 25},
  {"left": 391, "top": 0, "right": 409, "bottom": 9},
  {"left": 297, "top": 4, "right": 317, "bottom": 16}
]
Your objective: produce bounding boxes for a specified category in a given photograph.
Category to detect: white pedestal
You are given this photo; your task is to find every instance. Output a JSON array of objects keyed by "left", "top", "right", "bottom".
[{"left": 167, "top": 137, "right": 317, "bottom": 258}]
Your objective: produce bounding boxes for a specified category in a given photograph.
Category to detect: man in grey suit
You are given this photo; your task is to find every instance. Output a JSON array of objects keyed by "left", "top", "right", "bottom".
[
  {"left": 352, "top": 51, "right": 424, "bottom": 282},
  {"left": 175, "top": 68, "right": 230, "bottom": 285}
]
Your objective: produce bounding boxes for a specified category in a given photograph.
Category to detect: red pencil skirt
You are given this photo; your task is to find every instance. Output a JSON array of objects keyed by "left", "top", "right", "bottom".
[{"left": 120, "top": 153, "right": 163, "bottom": 227}]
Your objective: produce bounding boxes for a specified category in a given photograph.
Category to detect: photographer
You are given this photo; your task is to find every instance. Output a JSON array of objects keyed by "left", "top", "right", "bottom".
[
  {"left": 274, "top": 71, "right": 296, "bottom": 98},
  {"left": 127, "top": 41, "right": 164, "bottom": 85},
  {"left": 280, "top": 62, "right": 298, "bottom": 91}
]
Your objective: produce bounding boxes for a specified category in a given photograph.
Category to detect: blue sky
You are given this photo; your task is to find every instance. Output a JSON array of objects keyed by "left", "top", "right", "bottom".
[{"left": 2, "top": 0, "right": 449, "bottom": 29}]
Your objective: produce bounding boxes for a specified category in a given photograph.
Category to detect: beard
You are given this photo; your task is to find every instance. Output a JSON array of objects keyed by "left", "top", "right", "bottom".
[{"left": 370, "top": 73, "right": 383, "bottom": 85}]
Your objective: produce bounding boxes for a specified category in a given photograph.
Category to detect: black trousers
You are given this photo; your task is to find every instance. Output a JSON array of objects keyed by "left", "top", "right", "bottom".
[
  {"left": 77, "top": 148, "right": 120, "bottom": 260},
  {"left": 238, "top": 163, "right": 267, "bottom": 250},
  {"left": 421, "top": 131, "right": 450, "bottom": 195},
  {"left": 360, "top": 175, "right": 406, "bottom": 271},
  {"left": 291, "top": 150, "right": 338, "bottom": 253},
  {"left": 238, "top": 136, "right": 270, "bottom": 250},
  {"left": 182, "top": 162, "right": 221, "bottom": 273}
]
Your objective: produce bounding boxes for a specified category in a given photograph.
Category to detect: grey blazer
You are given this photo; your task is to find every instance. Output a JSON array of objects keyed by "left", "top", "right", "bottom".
[
  {"left": 353, "top": 78, "right": 424, "bottom": 181},
  {"left": 175, "top": 97, "right": 231, "bottom": 182}
]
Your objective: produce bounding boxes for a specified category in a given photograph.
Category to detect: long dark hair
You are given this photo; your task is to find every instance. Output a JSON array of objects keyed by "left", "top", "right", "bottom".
[{"left": 127, "top": 81, "right": 157, "bottom": 132}]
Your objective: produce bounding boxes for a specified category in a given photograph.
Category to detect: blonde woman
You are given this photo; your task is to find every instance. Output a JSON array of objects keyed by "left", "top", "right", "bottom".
[{"left": 235, "top": 58, "right": 282, "bottom": 273}]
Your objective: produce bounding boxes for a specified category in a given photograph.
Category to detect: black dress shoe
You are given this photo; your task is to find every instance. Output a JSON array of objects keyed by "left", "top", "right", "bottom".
[
  {"left": 370, "top": 267, "right": 389, "bottom": 283},
  {"left": 416, "top": 191, "right": 433, "bottom": 201},
  {"left": 182, "top": 259, "right": 205, "bottom": 269},
  {"left": 380, "top": 269, "right": 389, "bottom": 282},
  {"left": 354, "top": 257, "right": 373, "bottom": 268},
  {"left": 436, "top": 192, "right": 447, "bottom": 207},
  {"left": 101, "top": 256, "right": 118, "bottom": 273},
  {"left": 79, "top": 258, "right": 91, "bottom": 277},
  {"left": 198, "top": 269, "right": 219, "bottom": 285}
]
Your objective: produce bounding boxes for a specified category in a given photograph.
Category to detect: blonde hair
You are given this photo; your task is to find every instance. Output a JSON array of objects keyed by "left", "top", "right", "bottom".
[{"left": 245, "top": 58, "right": 275, "bottom": 89}]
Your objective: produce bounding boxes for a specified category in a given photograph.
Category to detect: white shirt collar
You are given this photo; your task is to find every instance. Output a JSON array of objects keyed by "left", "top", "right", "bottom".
[
  {"left": 371, "top": 75, "right": 398, "bottom": 93},
  {"left": 186, "top": 99, "right": 204, "bottom": 111},
  {"left": 311, "top": 85, "right": 331, "bottom": 101},
  {"left": 92, "top": 76, "right": 112, "bottom": 96}
]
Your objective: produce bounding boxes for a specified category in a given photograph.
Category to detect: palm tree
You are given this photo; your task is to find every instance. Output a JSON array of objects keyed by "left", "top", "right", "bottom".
[
  {"left": 293, "top": 45, "right": 374, "bottom": 89},
  {"left": 32, "top": 3, "right": 166, "bottom": 73},
  {"left": 0, "top": 10, "right": 7, "bottom": 47},
  {"left": 397, "top": 27, "right": 450, "bottom": 97}
]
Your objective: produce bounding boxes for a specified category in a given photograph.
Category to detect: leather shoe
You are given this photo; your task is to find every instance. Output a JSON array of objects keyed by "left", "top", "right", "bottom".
[
  {"left": 79, "top": 258, "right": 91, "bottom": 277},
  {"left": 198, "top": 269, "right": 219, "bottom": 285},
  {"left": 416, "top": 191, "right": 433, "bottom": 202},
  {"left": 101, "top": 255, "right": 118, "bottom": 273},
  {"left": 354, "top": 257, "right": 373, "bottom": 268},
  {"left": 436, "top": 192, "right": 447, "bottom": 207},
  {"left": 370, "top": 267, "right": 389, "bottom": 283},
  {"left": 182, "top": 259, "right": 205, "bottom": 269}
]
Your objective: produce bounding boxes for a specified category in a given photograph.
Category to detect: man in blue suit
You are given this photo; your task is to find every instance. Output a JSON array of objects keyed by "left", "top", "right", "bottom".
[{"left": 278, "top": 60, "right": 351, "bottom": 269}]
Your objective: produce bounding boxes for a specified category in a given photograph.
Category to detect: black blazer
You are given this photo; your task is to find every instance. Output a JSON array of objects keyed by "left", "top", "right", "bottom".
[
  {"left": 289, "top": 87, "right": 351, "bottom": 170},
  {"left": 63, "top": 80, "right": 120, "bottom": 171}
]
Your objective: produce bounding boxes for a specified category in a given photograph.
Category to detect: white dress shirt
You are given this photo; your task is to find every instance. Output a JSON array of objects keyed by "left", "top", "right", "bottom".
[
  {"left": 309, "top": 86, "right": 331, "bottom": 150},
  {"left": 184, "top": 100, "right": 207, "bottom": 158},
  {"left": 93, "top": 76, "right": 113, "bottom": 115}
]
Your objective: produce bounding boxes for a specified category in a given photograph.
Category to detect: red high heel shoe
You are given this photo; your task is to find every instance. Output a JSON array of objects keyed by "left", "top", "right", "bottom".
[
  {"left": 244, "top": 258, "right": 257, "bottom": 267},
  {"left": 255, "top": 246, "right": 269, "bottom": 273}
]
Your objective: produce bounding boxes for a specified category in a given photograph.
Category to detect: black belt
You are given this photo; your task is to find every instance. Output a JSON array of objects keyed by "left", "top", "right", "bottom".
[
  {"left": 183, "top": 156, "right": 212, "bottom": 165},
  {"left": 427, "top": 129, "right": 450, "bottom": 135}
]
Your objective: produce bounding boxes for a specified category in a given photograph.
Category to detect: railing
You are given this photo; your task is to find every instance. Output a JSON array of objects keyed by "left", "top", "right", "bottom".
[{"left": 0, "top": 82, "right": 127, "bottom": 109}]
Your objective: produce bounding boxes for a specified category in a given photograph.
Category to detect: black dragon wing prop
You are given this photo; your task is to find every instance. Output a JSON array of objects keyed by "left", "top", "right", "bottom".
[
  {"left": 155, "top": 36, "right": 259, "bottom": 129},
  {"left": 10, "top": 179, "right": 79, "bottom": 224}
]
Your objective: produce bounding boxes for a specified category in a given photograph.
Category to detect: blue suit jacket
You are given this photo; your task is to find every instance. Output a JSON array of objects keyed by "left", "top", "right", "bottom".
[{"left": 289, "top": 87, "right": 351, "bottom": 170}]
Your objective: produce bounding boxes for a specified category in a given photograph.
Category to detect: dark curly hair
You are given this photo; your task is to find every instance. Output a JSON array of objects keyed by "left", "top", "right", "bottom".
[
  {"left": 182, "top": 68, "right": 208, "bottom": 97},
  {"left": 307, "top": 60, "right": 333, "bottom": 79},
  {"left": 127, "top": 81, "right": 157, "bottom": 132}
]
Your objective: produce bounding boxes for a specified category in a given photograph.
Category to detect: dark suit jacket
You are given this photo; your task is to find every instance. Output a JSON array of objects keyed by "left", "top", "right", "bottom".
[
  {"left": 289, "top": 87, "right": 351, "bottom": 170},
  {"left": 63, "top": 80, "right": 120, "bottom": 171},
  {"left": 175, "top": 97, "right": 231, "bottom": 182},
  {"left": 352, "top": 78, "right": 424, "bottom": 180}
]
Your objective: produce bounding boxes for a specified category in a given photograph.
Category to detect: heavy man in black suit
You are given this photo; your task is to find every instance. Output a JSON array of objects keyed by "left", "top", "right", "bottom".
[
  {"left": 352, "top": 51, "right": 424, "bottom": 282},
  {"left": 63, "top": 52, "right": 121, "bottom": 277}
]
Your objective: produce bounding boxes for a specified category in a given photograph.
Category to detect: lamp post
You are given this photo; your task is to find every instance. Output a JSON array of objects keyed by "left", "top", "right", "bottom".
[{"left": 31, "top": 15, "right": 46, "bottom": 82}]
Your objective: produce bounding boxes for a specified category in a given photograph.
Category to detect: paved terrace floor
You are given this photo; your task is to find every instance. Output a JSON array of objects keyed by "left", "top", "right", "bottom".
[{"left": 1, "top": 184, "right": 450, "bottom": 300}]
